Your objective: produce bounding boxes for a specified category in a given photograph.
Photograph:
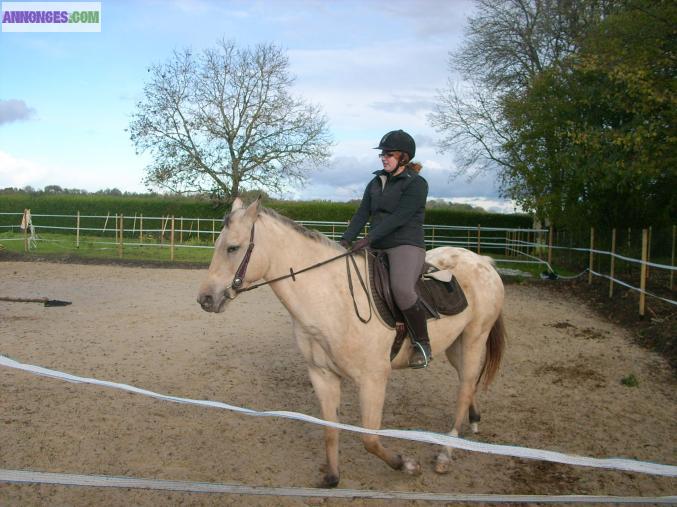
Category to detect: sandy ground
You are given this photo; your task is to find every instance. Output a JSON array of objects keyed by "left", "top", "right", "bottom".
[{"left": 0, "top": 261, "right": 675, "bottom": 506}]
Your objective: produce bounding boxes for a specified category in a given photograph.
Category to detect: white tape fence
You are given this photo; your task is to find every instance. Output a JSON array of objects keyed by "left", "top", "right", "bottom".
[{"left": 1, "top": 354, "right": 676, "bottom": 478}]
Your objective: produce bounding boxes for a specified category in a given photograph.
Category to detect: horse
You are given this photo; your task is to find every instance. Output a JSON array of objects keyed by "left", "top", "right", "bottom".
[{"left": 197, "top": 197, "right": 506, "bottom": 488}]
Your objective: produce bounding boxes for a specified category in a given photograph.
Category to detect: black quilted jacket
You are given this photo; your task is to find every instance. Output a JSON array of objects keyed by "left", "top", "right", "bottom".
[{"left": 341, "top": 167, "right": 428, "bottom": 249}]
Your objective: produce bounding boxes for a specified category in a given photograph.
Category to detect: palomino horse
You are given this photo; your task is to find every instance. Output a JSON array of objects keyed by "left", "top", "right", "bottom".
[{"left": 197, "top": 198, "right": 505, "bottom": 488}]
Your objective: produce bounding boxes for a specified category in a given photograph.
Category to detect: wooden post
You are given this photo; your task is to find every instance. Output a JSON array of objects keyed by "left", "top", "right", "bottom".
[
  {"left": 180, "top": 217, "right": 184, "bottom": 244},
  {"left": 160, "top": 216, "right": 166, "bottom": 245},
  {"left": 517, "top": 227, "right": 522, "bottom": 256},
  {"left": 23, "top": 209, "right": 29, "bottom": 253},
  {"left": 547, "top": 227, "right": 553, "bottom": 267},
  {"left": 646, "top": 226, "right": 652, "bottom": 280},
  {"left": 212, "top": 218, "right": 216, "bottom": 244},
  {"left": 671, "top": 225, "right": 675, "bottom": 291},
  {"left": 431, "top": 226, "right": 435, "bottom": 249},
  {"left": 588, "top": 227, "right": 595, "bottom": 284},
  {"left": 477, "top": 224, "right": 481, "bottom": 254},
  {"left": 76, "top": 211, "right": 80, "bottom": 249},
  {"left": 639, "top": 228, "right": 648, "bottom": 317},
  {"left": 139, "top": 214, "right": 143, "bottom": 243},
  {"left": 116, "top": 214, "right": 122, "bottom": 258},
  {"left": 197, "top": 218, "right": 200, "bottom": 242},
  {"left": 170, "top": 216, "right": 175, "bottom": 261},
  {"left": 102, "top": 212, "right": 110, "bottom": 236},
  {"left": 609, "top": 228, "right": 616, "bottom": 298}
]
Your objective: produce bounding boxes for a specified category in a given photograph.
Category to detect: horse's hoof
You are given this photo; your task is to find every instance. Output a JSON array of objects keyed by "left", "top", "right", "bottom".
[
  {"left": 471, "top": 422, "right": 479, "bottom": 434},
  {"left": 434, "top": 454, "right": 451, "bottom": 474},
  {"left": 402, "top": 457, "right": 421, "bottom": 475},
  {"left": 319, "top": 473, "right": 340, "bottom": 488}
]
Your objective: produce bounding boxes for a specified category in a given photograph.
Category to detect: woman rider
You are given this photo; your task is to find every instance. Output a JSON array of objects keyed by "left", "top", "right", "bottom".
[{"left": 340, "top": 130, "right": 431, "bottom": 368}]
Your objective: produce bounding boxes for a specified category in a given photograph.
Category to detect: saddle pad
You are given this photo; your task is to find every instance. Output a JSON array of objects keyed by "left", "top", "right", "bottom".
[{"left": 366, "top": 251, "right": 469, "bottom": 329}]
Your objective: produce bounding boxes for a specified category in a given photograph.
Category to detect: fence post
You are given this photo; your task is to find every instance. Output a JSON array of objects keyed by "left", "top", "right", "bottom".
[
  {"left": 609, "top": 228, "right": 616, "bottom": 298},
  {"left": 22, "top": 209, "right": 29, "bottom": 253},
  {"left": 639, "top": 228, "right": 648, "bottom": 317},
  {"left": 547, "top": 227, "right": 553, "bottom": 267},
  {"left": 117, "top": 214, "right": 123, "bottom": 258},
  {"left": 160, "top": 216, "right": 166, "bottom": 245},
  {"left": 646, "top": 226, "right": 652, "bottom": 280},
  {"left": 212, "top": 218, "right": 216, "bottom": 244},
  {"left": 671, "top": 225, "right": 675, "bottom": 291},
  {"left": 76, "top": 211, "right": 80, "bottom": 249},
  {"left": 180, "top": 217, "right": 184, "bottom": 244},
  {"left": 170, "top": 216, "right": 175, "bottom": 261},
  {"left": 477, "top": 224, "right": 481, "bottom": 254},
  {"left": 197, "top": 217, "right": 200, "bottom": 242},
  {"left": 431, "top": 225, "right": 435, "bottom": 249},
  {"left": 588, "top": 227, "right": 595, "bottom": 284},
  {"left": 102, "top": 212, "right": 110, "bottom": 235},
  {"left": 139, "top": 214, "right": 143, "bottom": 243}
]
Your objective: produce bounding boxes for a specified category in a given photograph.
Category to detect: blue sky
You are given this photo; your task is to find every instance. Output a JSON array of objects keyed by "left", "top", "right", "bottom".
[{"left": 0, "top": 0, "right": 518, "bottom": 212}]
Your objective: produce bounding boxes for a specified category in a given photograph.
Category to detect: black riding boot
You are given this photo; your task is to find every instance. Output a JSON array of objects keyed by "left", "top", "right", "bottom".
[{"left": 401, "top": 299, "right": 432, "bottom": 369}]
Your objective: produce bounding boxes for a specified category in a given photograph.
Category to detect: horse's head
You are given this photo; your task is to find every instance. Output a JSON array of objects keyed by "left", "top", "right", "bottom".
[{"left": 197, "top": 197, "right": 267, "bottom": 313}]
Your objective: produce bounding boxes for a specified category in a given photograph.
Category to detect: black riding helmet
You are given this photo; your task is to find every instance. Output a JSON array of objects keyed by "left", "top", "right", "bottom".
[{"left": 374, "top": 129, "right": 416, "bottom": 159}]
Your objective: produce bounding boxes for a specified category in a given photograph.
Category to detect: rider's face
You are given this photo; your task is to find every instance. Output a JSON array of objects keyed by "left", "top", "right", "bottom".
[{"left": 379, "top": 151, "right": 399, "bottom": 173}]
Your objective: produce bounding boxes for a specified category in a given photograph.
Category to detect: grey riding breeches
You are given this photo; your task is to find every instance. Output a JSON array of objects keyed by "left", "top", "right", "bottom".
[{"left": 383, "top": 244, "right": 426, "bottom": 310}]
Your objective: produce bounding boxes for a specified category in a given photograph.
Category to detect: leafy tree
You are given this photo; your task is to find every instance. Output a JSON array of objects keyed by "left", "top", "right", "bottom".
[
  {"left": 129, "top": 40, "right": 332, "bottom": 202},
  {"left": 501, "top": 0, "right": 676, "bottom": 228},
  {"left": 430, "top": 0, "right": 611, "bottom": 180}
]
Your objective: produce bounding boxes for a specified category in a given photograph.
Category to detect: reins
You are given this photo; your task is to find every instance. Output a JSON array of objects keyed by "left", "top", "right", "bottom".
[{"left": 231, "top": 220, "right": 372, "bottom": 323}]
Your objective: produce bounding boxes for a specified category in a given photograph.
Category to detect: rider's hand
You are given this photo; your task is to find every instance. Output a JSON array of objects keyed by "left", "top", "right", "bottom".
[
  {"left": 351, "top": 237, "right": 370, "bottom": 252},
  {"left": 339, "top": 239, "right": 351, "bottom": 250}
]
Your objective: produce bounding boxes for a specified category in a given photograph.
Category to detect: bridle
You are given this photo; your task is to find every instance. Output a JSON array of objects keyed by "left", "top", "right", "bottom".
[{"left": 227, "top": 219, "right": 372, "bottom": 323}]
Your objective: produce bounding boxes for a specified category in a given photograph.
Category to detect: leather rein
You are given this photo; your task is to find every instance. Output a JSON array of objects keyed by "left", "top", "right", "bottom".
[{"left": 228, "top": 221, "right": 372, "bottom": 324}]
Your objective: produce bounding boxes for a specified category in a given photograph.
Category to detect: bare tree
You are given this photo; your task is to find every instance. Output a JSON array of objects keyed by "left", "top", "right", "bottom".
[
  {"left": 129, "top": 40, "right": 332, "bottom": 200},
  {"left": 429, "top": 0, "right": 611, "bottom": 177}
]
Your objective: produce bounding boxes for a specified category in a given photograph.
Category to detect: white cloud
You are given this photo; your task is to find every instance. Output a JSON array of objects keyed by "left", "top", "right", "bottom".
[{"left": 0, "top": 151, "right": 48, "bottom": 188}]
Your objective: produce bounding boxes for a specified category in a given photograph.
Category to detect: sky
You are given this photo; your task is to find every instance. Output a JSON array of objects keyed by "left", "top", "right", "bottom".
[{"left": 0, "top": 0, "right": 520, "bottom": 213}]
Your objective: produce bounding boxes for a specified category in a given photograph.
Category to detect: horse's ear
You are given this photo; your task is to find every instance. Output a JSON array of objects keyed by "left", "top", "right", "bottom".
[
  {"left": 231, "top": 197, "right": 244, "bottom": 212},
  {"left": 244, "top": 196, "right": 261, "bottom": 220}
]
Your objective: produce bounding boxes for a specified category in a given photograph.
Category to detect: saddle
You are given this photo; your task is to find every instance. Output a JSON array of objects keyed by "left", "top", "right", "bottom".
[{"left": 366, "top": 250, "right": 468, "bottom": 360}]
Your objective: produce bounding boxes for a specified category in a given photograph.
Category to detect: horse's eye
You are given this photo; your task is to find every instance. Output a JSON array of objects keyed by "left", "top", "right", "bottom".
[{"left": 227, "top": 245, "right": 240, "bottom": 254}]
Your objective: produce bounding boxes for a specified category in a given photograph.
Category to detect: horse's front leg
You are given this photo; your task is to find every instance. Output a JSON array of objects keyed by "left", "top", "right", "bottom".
[
  {"left": 358, "top": 375, "right": 421, "bottom": 475},
  {"left": 307, "top": 366, "right": 342, "bottom": 488}
]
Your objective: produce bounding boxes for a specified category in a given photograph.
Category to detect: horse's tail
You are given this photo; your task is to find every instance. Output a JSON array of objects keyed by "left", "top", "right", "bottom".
[{"left": 479, "top": 312, "right": 506, "bottom": 388}]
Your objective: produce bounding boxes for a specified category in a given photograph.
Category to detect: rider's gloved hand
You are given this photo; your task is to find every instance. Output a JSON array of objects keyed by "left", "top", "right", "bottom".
[
  {"left": 339, "top": 239, "right": 351, "bottom": 250},
  {"left": 351, "top": 237, "right": 370, "bottom": 252}
]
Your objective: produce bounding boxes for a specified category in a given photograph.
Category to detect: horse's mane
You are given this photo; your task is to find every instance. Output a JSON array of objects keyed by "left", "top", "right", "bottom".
[{"left": 260, "top": 207, "right": 343, "bottom": 251}]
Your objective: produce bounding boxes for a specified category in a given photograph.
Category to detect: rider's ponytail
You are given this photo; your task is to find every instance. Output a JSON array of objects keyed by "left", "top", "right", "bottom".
[{"left": 406, "top": 162, "right": 422, "bottom": 173}]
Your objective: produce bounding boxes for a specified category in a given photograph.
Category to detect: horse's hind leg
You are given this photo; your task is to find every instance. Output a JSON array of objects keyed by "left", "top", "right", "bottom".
[
  {"left": 358, "top": 375, "right": 421, "bottom": 475},
  {"left": 446, "top": 338, "right": 481, "bottom": 434},
  {"left": 307, "top": 366, "right": 342, "bottom": 488},
  {"left": 436, "top": 331, "right": 487, "bottom": 474}
]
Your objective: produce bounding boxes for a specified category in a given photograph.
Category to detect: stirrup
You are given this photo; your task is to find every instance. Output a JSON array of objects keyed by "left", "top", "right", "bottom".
[{"left": 408, "top": 341, "right": 431, "bottom": 369}]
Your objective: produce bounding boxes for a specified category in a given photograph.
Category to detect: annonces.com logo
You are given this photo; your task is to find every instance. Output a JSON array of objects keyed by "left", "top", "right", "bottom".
[{"left": 2, "top": 2, "right": 101, "bottom": 32}]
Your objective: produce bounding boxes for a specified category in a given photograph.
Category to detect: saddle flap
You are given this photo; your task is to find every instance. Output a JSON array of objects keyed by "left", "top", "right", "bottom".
[{"left": 423, "top": 269, "right": 452, "bottom": 283}]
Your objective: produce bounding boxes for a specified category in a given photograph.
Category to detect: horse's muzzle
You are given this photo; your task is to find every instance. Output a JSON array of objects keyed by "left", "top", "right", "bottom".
[{"left": 197, "top": 291, "right": 228, "bottom": 313}]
